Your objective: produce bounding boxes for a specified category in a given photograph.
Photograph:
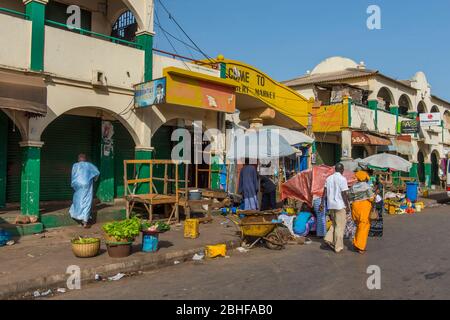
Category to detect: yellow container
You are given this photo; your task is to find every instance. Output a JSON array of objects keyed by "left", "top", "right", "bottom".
[
  {"left": 205, "top": 244, "right": 227, "bottom": 258},
  {"left": 388, "top": 205, "right": 397, "bottom": 215},
  {"left": 184, "top": 219, "right": 199, "bottom": 239}
]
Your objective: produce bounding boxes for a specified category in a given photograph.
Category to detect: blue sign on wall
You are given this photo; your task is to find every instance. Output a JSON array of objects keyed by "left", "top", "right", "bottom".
[{"left": 134, "top": 77, "right": 166, "bottom": 108}]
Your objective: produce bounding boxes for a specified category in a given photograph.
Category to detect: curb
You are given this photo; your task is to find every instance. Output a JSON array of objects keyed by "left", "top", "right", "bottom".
[{"left": 1, "top": 238, "right": 242, "bottom": 300}]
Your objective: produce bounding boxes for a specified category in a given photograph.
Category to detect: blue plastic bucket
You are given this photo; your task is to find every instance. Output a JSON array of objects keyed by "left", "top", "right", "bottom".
[
  {"left": 406, "top": 182, "right": 419, "bottom": 202},
  {"left": 0, "top": 229, "right": 10, "bottom": 247},
  {"left": 142, "top": 232, "right": 159, "bottom": 252}
]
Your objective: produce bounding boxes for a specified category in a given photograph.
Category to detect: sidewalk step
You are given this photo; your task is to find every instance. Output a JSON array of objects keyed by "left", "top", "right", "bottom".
[{"left": 0, "top": 222, "right": 44, "bottom": 237}]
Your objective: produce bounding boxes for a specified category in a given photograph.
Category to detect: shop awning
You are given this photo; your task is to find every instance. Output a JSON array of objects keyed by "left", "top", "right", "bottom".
[
  {"left": 0, "top": 71, "right": 47, "bottom": 116},
  {"left": 351, "top": 131, "right": 391, "bottom": 146}
]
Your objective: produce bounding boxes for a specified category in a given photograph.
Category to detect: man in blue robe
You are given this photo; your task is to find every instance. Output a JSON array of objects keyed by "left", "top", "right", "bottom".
[
  {"left": 238, "top": 159, "right": 259, "bottom": 210},
  {"left": 69, "top": 154, "right": 100, "bottom": 228}
]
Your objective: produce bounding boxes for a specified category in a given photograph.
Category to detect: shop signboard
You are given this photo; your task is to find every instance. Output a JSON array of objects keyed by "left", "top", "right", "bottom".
[
  {"left": 164, "top": 67, "right": 236, "bottom": 113},
  {"left": 223, "top": 59, "right": 312, "bottom": 127},
  {"left": 419, "top": 113, "right": 442, "bottom": 127},
  {"left": 401, "top": 119, "right": 419, "bottom": 134},
  {"left": 134, "top": 77, "right": 167, "bottom": 108}
]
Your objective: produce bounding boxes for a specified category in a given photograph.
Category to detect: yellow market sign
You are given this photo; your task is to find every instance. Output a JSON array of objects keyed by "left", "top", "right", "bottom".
[{"left": 220, "top": 59, "right": 313, "bottom": 127}]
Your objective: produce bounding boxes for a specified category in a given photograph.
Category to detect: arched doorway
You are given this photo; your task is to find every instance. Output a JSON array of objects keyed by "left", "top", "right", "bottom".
[
  {"left": 417, "top": 101, "right": 427, "bottom": 114},
  {"left": 377, "top": 87, "right": 394, "bottom": 112},
  {"left": 431, "top": 151, "right": 440, "bottom": 187},
  {"left": 398, "top": 94, "right": 412, "bottom": 116},
  {"left": 417, "top": 151, "right": 425, "bottom": 183},
  {"left": 40, "top": 110, "right": 136, "bottom": 202},
  {"left": 111, "top": 10, "right": 138, "bottom": 43},
  {"left": 431, "top": 105, "right": 440, "bottom": 114}
]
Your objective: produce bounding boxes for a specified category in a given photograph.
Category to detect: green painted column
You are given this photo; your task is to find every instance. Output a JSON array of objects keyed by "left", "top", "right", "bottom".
[
  {"left": 409, "top": 162, "right": 418, "bottom": 180},
  {"left": 0, "top": 113, "right": 7, "bottom": 208},
  {"left": 368, "top": 100, "right": 378, "bottom": 131},
  {"left": 20, "top": 143, "right": 43, "bottom": 217},
  {"left": 211, "top": 154, "right": 221, "bottom": 190},
  {"left": 390, "top": 106, "right": 400, "bottom": 134},
  {"left": 424, "top": 162, "right": 432, "bottom": 188},
  {"left": 135, "top": 148, "right": 153, "bottom": 194},
  {"left": 97, "top": 121, "right": 115, "bottom": 203},
  {"left": 25, "top": 0, "right": 47, "bottom": 72},
  {"left": 136, "top": 32, "right": 154, "bottom": 82}
]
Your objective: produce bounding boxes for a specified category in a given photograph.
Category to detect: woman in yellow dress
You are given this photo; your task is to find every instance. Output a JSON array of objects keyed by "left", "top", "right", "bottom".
[{"left": 350, "top": 170, "right": 374, "bottom": 254}]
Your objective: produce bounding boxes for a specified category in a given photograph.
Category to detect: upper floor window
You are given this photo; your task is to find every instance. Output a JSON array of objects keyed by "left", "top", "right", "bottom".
[
  {"left": 46, "top": 0, "right": 92, "bottom": 31},
  {"left": 111, "top": 10, "right": 137, "bottom": 43}
]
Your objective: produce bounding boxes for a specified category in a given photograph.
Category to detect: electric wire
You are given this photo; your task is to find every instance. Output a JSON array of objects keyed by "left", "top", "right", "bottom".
[{"left": 157, "top": 0, "right": 215, "bottom": 64}]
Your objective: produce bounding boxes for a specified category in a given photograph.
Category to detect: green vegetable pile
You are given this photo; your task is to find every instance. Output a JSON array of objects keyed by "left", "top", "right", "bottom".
[
  {"left": 102, "top": 217, "right": 141, "bottom": 241},
  {"left": 141, "top": 221, "right": 171, "bottom": 233},
  {"left": 72, "top": 237, "right": 99, "bottom": 245}
]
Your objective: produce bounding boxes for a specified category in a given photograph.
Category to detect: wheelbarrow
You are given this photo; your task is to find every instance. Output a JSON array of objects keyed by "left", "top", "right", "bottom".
[{"left": 226, "top": 212, "right": 287, "bottom": 250}]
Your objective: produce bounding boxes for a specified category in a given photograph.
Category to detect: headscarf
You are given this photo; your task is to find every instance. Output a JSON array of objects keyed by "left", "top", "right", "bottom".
[{"left": 355, "top": 170, "right": 370, "bottom": 182}]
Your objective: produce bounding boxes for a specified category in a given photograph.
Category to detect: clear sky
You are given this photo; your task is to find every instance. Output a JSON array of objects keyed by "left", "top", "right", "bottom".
[{"left": 154, "top": 0, "right": 450, "bottom": 100}]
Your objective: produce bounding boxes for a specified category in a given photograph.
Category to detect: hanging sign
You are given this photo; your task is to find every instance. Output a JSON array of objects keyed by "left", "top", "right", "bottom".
[
  {"left": 401, "top": 119, "right": 419, "bottom": 134},
  {"left": 134, "top": 77, "right": 167, "bottom": 108},
  {"left": 419, "top": 113, "right": 442, "bottom": 127}
]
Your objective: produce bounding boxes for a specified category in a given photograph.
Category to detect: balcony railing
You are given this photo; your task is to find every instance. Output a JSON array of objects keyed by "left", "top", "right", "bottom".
[
  {"left": 45, "top": 19, "right": 142, "bottom": 49},
  {"left": 0, "top": 7, "right": 29, "bottom": 20}
]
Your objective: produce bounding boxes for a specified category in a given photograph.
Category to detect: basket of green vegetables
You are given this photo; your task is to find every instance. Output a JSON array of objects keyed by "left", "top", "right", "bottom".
[
  {"left": 71, "top": 237, "right": 101, "bottom": 258},
  {"left": 141, "top": 221, "right": 171, "bottom": 235}
]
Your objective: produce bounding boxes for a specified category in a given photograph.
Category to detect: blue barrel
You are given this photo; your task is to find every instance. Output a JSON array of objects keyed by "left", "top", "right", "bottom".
[
  {"left": 142, "top": 232, "right": 159, "bottom": 252},
  {"left": 406, "top": 182, "right": 419, "bottom": 202}
]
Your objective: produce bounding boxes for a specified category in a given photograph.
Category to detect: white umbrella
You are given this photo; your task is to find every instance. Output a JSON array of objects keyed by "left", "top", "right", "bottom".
[
  {"left": 361, "top": 153, "right": 412, "bottom": 172},
  {"left": 227, "top": 128, "right": 296, "bottom": 160},
  {"left": 257, "top": 125, "right": 314, "bottom": 145}
]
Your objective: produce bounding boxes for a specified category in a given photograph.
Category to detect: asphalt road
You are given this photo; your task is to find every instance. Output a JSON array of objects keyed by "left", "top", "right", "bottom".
[{"left": 48, "top": 204, "right": 450, "bottom": 300}]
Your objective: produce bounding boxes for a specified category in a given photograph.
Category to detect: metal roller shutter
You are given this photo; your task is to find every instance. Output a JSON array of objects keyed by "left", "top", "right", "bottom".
[
  {"left": 113, "top": 121, "right": 135, "bottom": 198},
  {"left": 40, "top": 115, "right": 101, "bottom": 201},
  {"left": 6, "top": 119, "right": 22, "bottom": 203}
]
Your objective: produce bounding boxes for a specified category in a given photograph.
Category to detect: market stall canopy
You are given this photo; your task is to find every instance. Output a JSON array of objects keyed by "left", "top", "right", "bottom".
[
  {"left": 281, "top": 165, "right": 357, "bottom": 208},
  {"left": 0, "top": 71, "right": 47, "bottom": 116},
  {"left": 227, "top": 128, "right": 296, "bottom": 160},
  {"left": 341, "top": 158, "right": 366, "bottom": 172},
  {"left": 257, "top": 125, "right": 314, "bottom": 145},
  {"left": 351, "top": 131, "right": 391, "bottom": 146},
  {"left": 361, "top": 153, "right": 412, "bottom": 172}
]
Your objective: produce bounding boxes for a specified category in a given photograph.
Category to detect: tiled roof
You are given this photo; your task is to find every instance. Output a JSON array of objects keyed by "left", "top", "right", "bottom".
[{"left": 282, "top": 68, "right": 379, "bottom": 87}]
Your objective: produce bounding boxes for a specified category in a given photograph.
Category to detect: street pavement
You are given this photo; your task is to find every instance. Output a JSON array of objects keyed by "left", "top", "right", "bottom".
[{"left": 47, "top": 204, "right": 450, "bottom": 300}]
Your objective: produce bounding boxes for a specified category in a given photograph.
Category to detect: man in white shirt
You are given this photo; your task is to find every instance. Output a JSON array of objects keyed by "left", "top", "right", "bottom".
[{"left": 320, "top": 163, "right": 351, "bottom": 253}]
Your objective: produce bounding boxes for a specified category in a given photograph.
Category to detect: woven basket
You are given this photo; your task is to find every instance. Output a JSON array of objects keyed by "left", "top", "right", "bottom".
[
  {"left": 71, "top": 238, "right": 101, "bottom": 258},
  {"left": 104, "top": 233, "right": 134, "bottom": 243}
]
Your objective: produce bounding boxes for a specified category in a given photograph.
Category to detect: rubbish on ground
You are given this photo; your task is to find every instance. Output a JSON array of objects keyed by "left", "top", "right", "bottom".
[
  {"left": 6, "top": 240, "right": 15, "bottom": 246},
  {"left": 41, "top": 289, "right": 52, "bottom": 296},
  {"left": 237, "top": 247, "right": 249, "bottom": 253},
  {"left": 33, "top": 291, "right": 41, "bottom": 297},
  {"left": 57, "top": 288, "right": 66, "bottom": 293},
  {"left": 95, "top": 274, "right": 102, "bottom": 281},
  {"left": 205, "top": 244, "right": 227, "bottom": 258},
  {"left": 304, "top": 238, "right": 312, "bottom": 245},
  {"left": 27, "top": 254, "right": 35, "bottom": 258},
  {"left": 174, "top": 260, "right": 181, "bottom": 265},
  {"left": 192, "top": 253, "right": 204, "bottom": 261},
  {"left": 108, "top": 273, "right": 125, "bottom": 281},
  {"left": 225, "top": 256, "right": 230, "bottom": 259}
]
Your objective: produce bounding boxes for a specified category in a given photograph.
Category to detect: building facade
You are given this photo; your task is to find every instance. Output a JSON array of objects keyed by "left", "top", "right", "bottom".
[{"left": 283, "top": 57, "right": 450, "bottom": 188}]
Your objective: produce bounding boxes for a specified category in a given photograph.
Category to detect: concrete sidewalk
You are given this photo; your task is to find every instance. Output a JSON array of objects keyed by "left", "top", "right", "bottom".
[{"left": 0, "top": 214, "right": 240, "bottom": 299}]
